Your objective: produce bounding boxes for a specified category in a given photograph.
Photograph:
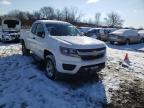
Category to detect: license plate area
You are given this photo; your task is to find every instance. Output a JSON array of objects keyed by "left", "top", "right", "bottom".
[{"left": 84, "top": 65, "right": 99, "bottom": 71}]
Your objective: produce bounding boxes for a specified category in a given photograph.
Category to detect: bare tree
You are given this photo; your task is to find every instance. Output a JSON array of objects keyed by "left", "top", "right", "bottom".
[
  {"left": 62, "top": 7, "right": 70, "bottom": 22},
  {"left": 95, "top": 13, "right": 101, "bottom": 27},
  {"left": 2, "top": 6, "right": 83, "bottom": 27},
  {"left": 55, "top": 9, "right": 62, "bottom": 20},
  {"left": 26, "top": 12, "right": 35, "bottom": 25},
  {"left": 104, "top": 12, "right": 124, "bottom": 27},
  {"left": 7, "top": 10, "right": 29, "bottom": 26},
  {"left": 62, "top": 7, "right": 82, "bottom": 23},
  {"left": 70, "top": 7, "right": 82, "bottom": 23},
  {"left": 33, "top": 11, "right": 41, "bottom": 20},
  {"left": 6, "top": 10, "right": 37, "bottom": 26},
  {"left": 40, "top": 6, "right": 55, "bottom": 20}
]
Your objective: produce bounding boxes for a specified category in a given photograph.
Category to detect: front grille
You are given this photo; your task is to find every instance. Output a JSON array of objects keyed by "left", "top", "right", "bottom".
[
  {"left": 80, "top": 53, "right": 105, "bottom": 61},
  {"left": 77, "top": 47, "right": 106, "bottom": 61},
  {"left": 77, "top": 47, "right": 106, "bottom": 52}
]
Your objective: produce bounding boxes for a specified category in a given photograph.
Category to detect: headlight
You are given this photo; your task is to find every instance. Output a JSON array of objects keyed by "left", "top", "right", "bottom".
[{"left": 60, "top": 46, "right": 79, "bottom": 57}]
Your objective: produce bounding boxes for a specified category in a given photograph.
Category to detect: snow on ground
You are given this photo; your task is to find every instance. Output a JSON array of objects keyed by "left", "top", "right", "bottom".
[
  {"left": 102, "top": 43, "right": 144, "bottom": 103},
  {"left": 0, "top": 43, "right": 107, "bottom": 108},
  {"left": 107, "top": 43, "right": 144, "bottom": 80},
  {"left": 0, "top": 42, "right": 144, "bottom": 108}
]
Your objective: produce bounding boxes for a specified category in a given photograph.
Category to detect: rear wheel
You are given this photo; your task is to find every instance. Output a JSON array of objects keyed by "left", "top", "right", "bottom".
[
  {"left": 45, "top": 55, "right": 57, "bottom": 80},
  {"left": 2, "top": 36, "right": 5, "bottom": 43},
  {"left": 140, "top": 38, "right": 144, "bottom": 43},
  {"left": 21, "top": 41, "right": 30, "bottom": 56}
]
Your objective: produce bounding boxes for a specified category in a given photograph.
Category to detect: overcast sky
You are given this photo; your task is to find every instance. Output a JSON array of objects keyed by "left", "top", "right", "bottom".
[{"left": 0, "top": 0, "right": 144, "bottom": 28}]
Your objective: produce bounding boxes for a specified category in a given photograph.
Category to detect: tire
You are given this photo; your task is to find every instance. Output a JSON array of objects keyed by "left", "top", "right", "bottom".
[
  {"left": 97, "top": 36, "right": 101, "bottom": 40},
  {"left": 125, "top": 39, "right": 130, "bottom": 45},
  {"left": 2, "top": 36, "right": 5, "bottom": 43},
  {"left": 45, "top": 55, "right": 57, "bottom": 80},
  {"left": 140, "top": 38, "right": 144, "bottom": 43},
  {"left": 21, "top": 41, "right": 30, "bottom": 56}
]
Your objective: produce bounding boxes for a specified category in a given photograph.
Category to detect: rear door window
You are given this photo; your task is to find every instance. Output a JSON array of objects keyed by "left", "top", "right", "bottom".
[
  {"left": 35, "top": 24, "right": 45, "bottom": 38},
  {"left": 31, "top": 23, "right": 38, "bottom": 34}
]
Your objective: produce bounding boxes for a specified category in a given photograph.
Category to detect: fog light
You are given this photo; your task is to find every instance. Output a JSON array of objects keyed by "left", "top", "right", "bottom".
[{"left": 62, "top": 64, "right": 76, "bottom": 71}]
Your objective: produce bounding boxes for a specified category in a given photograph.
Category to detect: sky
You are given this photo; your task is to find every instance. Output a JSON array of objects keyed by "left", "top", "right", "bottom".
[{"left": 0, "top": 0, "right": 144, "bottom": 28}]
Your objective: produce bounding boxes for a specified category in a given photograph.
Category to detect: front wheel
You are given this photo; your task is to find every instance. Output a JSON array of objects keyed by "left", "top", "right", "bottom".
[
  {"left": 45, "top": 55, "right": 57, "bottom": 80},
  {"left": 140, "top": 38, "right": 144, "bottom": 43}
]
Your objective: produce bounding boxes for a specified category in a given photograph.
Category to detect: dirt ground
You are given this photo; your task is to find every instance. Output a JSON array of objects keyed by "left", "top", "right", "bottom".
[
  {"left": 108, "top": 79, "right": 144, "bottom": 108},
  {"left": 103, "top": 62, "right": 144, "bottom": 108}
]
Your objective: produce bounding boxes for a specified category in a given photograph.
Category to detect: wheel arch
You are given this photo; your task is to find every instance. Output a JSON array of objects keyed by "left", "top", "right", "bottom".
[
  {"left": 44, "top": 49, "right": 57, "bottom": 71},
  {"left": 20, "top": 39, "right": 24, "bottom": 44},
  {"left": 44, "top": 49, "right": 54, "bottom": 59}
]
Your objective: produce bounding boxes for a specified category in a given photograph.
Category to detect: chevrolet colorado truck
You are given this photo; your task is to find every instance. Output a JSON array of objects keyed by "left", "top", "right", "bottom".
[{"left": 20, "top": 20, "right": 106, "bottom": 80}]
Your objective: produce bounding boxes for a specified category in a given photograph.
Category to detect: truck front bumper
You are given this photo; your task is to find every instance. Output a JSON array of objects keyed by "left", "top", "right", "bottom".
[
  {"left": 56, "top": 54, "right": 106, "bottom": 75},
  {"left": 3, "top": 35, "right": 20, "bottom": 42}
]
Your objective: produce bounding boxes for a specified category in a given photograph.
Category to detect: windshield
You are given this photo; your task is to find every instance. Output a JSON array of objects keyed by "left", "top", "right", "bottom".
[{"left": 46, "top": 23, "right": 80, "bottom": 36}]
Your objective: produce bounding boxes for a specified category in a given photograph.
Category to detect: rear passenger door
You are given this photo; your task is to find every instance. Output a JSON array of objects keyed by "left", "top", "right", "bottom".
[
  {"left": 32, "top": 23, "right": 45, "bottom": 58},
  {"left": 28, "top": 23, "right": 38, "bottom": 51}
]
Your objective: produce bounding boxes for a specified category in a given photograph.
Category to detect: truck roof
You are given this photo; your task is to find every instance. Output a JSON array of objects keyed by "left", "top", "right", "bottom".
[
  {"left": 35, "top": 20, "right": 70, "bottom": 25},
  {"left": 2, "top": 17, "right": 21, "bottom": 22}
]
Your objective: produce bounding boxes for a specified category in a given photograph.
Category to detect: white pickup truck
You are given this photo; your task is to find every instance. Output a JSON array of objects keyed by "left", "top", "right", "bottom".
[{"left": 20, "top": 20, "right": 106, "bottom": 80}]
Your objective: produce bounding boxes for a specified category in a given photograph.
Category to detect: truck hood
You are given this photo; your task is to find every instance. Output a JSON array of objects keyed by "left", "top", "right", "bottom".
[{"left": 53, "top": 36, "right": 106, "bottom": 49}]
